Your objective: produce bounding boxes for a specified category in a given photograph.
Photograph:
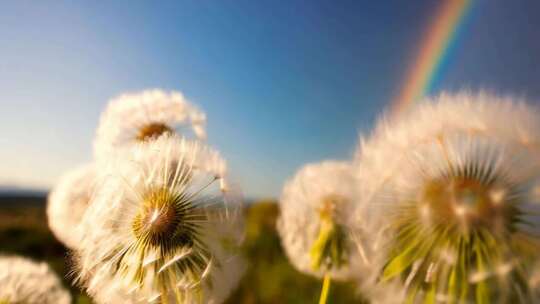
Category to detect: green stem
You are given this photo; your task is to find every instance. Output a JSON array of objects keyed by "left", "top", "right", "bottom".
[{"left": 318, "top": 274, "right": 331, "bottom": 304}]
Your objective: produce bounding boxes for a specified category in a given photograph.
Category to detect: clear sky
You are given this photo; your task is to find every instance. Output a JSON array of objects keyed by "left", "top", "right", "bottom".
[{"left": 1, "top": 0, "right": 539, "bottom": 198}]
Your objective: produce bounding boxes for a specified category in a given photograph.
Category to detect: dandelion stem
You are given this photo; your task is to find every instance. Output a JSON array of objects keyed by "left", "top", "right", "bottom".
[{"left": 318, "top": 274, "right": 331, "bottom": 304}]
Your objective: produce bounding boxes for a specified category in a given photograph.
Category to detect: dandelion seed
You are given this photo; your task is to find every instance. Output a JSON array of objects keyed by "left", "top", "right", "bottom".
[
  {"left": 529, "top": 261, "right": 540, "bottom": 299},
  {"left": 0, "top": 255, "right": 71, "bottom": 304},
  {"left": 362, "top": 278, "right": 408, "bottom": 304},
  {"left": 94, "top": 89, "right": 207, "bottom": 159},
  {"left": 47, "top": 164, "right": 96, "bottom": 249},
  {"left": 356, "top": 92, "right": 540, "bottom": 303},
  {"left": 75, "top": 135, "right": 244, "bottom": 303}
]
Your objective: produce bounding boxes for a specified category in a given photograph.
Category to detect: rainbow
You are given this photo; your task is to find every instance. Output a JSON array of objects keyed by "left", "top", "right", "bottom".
[{"left": 391, "top": 0, "right": 474, "bottom": 114}]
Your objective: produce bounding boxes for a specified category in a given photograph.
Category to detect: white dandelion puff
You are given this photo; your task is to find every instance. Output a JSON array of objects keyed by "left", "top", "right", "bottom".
[
  {"left": 277, "top": 161, "right": 370, "bottom": 280},
  {"left": 94, "top": 89, "right": 207, "bottom": 159},
  {"left": 355, "top": 91, "right": 540, "bottom": 303},
  {"left": 47, "top": 164, "right": 97, "bottom": 249},
  {"left": 76, "top": 134, "right": 244, "bottom": 304},
  {"left": 0, "top": 255, "right": 71, "bottom": 304}
]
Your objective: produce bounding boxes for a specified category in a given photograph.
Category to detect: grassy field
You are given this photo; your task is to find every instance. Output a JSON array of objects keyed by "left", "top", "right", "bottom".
[{"left": 0, "top": 196, "right": 361, "bottom": 304}]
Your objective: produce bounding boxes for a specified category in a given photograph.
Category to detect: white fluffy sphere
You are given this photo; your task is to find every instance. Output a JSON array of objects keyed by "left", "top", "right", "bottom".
[
  {"left": 355, "top": 92, "right": 540, "bottom": 303},
  {"left": 76, "top": 135, "right": 244, "bottom": 303},
  {"left": 47, "top": 164, "right": 96, "bottom": 249},
  {"left": 0, "top": 255, "right": 71, "bottom": 304},
  {"left": 94, "top": 89, "right": 207, "bottom": 159},
  {"left": 277, "top": 161, "right": 372, "bottom": 281}
]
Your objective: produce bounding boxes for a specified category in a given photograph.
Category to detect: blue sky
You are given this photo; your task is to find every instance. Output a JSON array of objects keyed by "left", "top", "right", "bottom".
[{"left": 1, "top": 0, "right": 539, "bottom": 198}]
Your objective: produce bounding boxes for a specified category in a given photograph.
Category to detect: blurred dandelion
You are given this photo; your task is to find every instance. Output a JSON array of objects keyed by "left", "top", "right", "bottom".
[
  {"left": 94, "top": 89, "right": 207, "bottom": 159},
  {"left": 47, "top": 164, "right": 96, "bottom": 249},
  {"left": 277, "top": 161, "right": 370, "bottom": 303},
  {"left": 356, "top": 92, "right": 540, "bottom": 303},
  {"left": 363, "top": 279, "right": 408, "bottom": 304},
  {"left": 75, "top": 134, "right": 244, "bottom": 303},
  {"left": 0, "top": 255, "right": 71, "bottom": 304}
]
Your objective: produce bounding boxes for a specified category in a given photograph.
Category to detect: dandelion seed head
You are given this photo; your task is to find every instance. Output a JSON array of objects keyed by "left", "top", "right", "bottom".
[
  {"left": 76, "top": 135, "right": 244, "bottom": 303},
  {"left": 356, "top": 91, "right": 540, "bottom": 303},
  {"left": 94, "top": 89, "right": 207, "bottom": 159},
  {"left": 136, "top": 122, "right": 174, "bottom": 142},
  {"left": 277, "top": 161, "right": 371, "bottom": 280},
  {"left": 0, "top": 255, "right": 71, "bottom": 304},
  {"left": 47, "top": 164, "right": 96, "bottom": 249},
  {"left": 131, "top": 188, "right": 188, "bottom": 249}
]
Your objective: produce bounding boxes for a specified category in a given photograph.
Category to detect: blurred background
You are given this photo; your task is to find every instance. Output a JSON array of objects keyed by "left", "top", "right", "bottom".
[{"left": 1, "top": 0, "right": 539, "bottom": 303}]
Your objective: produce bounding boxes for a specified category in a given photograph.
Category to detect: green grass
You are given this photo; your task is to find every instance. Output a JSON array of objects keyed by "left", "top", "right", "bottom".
[{"left": 0, "top": 198, "right": 361, "bottom": 304}]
